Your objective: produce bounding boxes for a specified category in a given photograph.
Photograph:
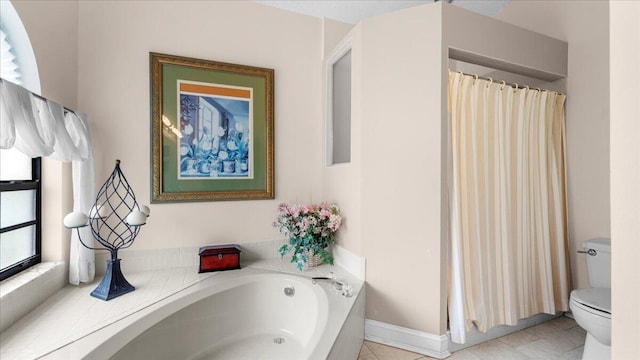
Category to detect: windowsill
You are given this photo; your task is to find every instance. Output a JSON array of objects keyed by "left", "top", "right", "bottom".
[
  {"left": 0, "top": 262, "right": 60, "bottom": 296},
  {"left": 0, "top": 261, "right": 66, "bottom": 333}
]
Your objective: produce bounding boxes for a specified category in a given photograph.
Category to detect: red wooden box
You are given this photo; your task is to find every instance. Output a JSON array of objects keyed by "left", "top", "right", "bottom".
[{"left": 198, "top": 245, "right": 241, "bottom": 273}]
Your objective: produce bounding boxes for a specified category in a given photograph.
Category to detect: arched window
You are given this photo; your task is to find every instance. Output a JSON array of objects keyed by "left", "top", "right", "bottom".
[
  {"left": 0, "top": 0, "right": 39, "bottom": 93},
  {"left": 1, "top": 0, "right": 42, "bottom": 281},
  {"left": 1, "top": 28, "right": 21, "bottom": 84}
]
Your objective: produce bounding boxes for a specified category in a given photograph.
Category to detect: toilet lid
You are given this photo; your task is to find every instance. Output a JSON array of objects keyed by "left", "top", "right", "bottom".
[{"left": 571, "top": 288, "right": 611, "bottom": 315}]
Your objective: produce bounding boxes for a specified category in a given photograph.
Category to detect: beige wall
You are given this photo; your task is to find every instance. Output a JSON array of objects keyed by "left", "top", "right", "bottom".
[
  {"left": 322, "top": 4, "right": 445, "bottom": 334},
  {"left": 322, "top": 18, "right": 354, "bottom": 59},
  {"left": 498, "top": 0, "right": 610, "bottom": 291},
  {"left": 321, "top": 19, "right": 362, "bottom": 255},
  {"left": 610, "top": 1, "right": 640, "bottom": 358},
  {"left": 13, "top": 0, "right": 325, "bottom": 266},
  {"left": 326, "top": 2, "right": 569, "bottom": 335},
  {"left": 12, "top": 0, "right": 78, "bottom": 265},
  {"left": 359, "top": 4, "right": 444, "bottom": 334},
  {"left": 323, "top": 3, "right": 448, "bottom": 335},
  {"left": 75, "top": 1, "right": 323, "bottom": 249}
]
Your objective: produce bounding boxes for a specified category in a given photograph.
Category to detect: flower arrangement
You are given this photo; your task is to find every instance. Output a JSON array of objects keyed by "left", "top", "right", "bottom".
[{"left": 273, "top": 202, "right": 342, "bottom": 270}]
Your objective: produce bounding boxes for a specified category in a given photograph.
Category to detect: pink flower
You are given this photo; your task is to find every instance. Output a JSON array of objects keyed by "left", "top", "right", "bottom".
[
  {"left": 319, "top": 209, "right": 331, "bottom": 219},
  {"left": 277, "top": 203, "right": 290, "bottom": 215},
  {"left": 274, "top": 202, "right": 342, "bottom": 240}
]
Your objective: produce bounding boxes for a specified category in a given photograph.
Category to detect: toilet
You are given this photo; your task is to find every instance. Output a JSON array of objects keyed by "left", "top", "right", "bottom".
[{"left": 570, "top": 238, "right": 611, "bottom": 360}]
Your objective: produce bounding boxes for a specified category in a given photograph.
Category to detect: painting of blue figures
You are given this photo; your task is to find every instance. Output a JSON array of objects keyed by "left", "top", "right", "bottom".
[{"left": 178, "top": 92, "right": 251, "bottom": 179}]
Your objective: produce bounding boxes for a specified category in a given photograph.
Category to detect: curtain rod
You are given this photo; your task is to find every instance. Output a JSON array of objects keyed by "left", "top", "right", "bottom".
[
  {"left": 451, "top": 70, "right": 565, "bottom": 96},
  {"left": 0, "top": 77, "right": 76, "bottom": 113}
]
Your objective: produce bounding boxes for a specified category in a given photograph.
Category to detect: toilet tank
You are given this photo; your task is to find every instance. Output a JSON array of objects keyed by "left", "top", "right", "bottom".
[{"left": 583, "top": 238, "right": 611, "bottom": 288}]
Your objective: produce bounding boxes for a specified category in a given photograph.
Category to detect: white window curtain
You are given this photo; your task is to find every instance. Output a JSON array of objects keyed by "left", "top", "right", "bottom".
[
  {"left": 447, "top": 71, "right": 570, "bottom": 344},
  {"left": 1, "top": 79, "right": 95, "bottom": 285}
]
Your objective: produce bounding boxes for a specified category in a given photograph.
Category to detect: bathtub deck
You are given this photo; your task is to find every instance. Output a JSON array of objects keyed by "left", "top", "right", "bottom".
[{"left": 0, "top": 266, "right": 215, "bottom": 359}]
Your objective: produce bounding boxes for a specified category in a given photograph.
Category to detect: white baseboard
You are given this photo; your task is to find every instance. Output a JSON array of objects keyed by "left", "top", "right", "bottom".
[
  {"left": 333, "top": 244, "right": 366, "bottom": 281},
  {"left": 365, "top": 319, "right": 451, "bottom": 359},
  {"left": 365, "top": 313, "right": 563, "bottom": 358}
]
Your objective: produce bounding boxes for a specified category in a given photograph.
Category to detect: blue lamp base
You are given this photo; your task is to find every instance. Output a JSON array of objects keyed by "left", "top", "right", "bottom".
[{"left": 91, "top": 258, "right": 135, "bottom": 301}]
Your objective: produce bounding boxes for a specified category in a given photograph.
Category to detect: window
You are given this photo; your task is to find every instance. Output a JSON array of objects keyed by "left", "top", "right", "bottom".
[
  {"left": 327, "top": 48, "right": 352, "bottom": 165},
  {"left": 1, "top": 28, "right": 21, "bottom": 84},
  {"left": 0, "top": 153, "right": 42, "bottom": 280},
  {"left": 1, "top": 1, "right": 42, "bottom": 280}
]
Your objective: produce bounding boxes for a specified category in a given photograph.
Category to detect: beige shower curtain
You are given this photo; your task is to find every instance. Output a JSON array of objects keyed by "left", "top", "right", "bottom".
[{"left": 447, "top": 71, "right": 570, "bottom": 344}]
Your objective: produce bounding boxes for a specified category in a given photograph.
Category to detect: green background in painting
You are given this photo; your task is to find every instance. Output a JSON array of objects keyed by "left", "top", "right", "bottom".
[{"left": 162, "top": 64, "right": 267, "bottom": 193}]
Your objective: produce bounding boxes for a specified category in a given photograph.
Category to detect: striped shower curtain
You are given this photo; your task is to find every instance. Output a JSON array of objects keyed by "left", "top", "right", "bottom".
[{"left": 447, "top": 71, "right": 571, "bottom": 344}]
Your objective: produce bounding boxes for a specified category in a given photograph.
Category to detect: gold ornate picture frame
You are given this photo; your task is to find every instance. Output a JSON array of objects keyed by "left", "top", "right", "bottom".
[{"left": 150, "top": 53, "right": 274, "bottom": 202}]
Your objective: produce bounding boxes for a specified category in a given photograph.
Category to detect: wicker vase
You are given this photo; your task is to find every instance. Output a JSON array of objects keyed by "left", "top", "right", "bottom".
[{"left": 305, "top": 249, "right": 323, "bottom": 267}]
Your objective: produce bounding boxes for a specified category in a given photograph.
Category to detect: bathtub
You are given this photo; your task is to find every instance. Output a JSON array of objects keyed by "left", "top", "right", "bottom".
[{"left": 44, "top": 266, "right": 364, "bottom": 360}]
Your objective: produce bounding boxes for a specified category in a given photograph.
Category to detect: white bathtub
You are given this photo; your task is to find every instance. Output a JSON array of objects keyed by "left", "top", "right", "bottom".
[
  {"left": 45, "top": 267, "right": 364, "bottom": 360},
  {"left": 114, "top": 273, "right": 327, "bottom": 359}
]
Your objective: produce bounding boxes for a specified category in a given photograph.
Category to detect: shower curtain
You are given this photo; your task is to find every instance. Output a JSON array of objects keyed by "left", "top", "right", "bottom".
[{"left": 447, "top": 71, "right": 570, "bottom": 344}]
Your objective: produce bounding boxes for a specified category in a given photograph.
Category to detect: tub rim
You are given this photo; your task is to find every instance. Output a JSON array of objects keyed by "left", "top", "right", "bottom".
[{"left": 44, "top": 266, "right": 363, "bottom": 360}]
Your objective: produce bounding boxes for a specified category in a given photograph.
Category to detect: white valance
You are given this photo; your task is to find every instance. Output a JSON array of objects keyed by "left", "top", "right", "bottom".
[{"left": 0, "top": 78, "right": 95, "bottom": 285}]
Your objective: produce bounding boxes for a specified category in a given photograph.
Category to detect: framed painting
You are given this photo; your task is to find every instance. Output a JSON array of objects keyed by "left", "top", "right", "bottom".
[{"left": 150, "top": 53, "right": 274, "bottom": 202}]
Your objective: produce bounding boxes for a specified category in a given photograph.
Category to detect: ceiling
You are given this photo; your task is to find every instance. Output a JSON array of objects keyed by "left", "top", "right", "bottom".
[{"left": 253, "top": 0, "right": 510, "bottom": 24}]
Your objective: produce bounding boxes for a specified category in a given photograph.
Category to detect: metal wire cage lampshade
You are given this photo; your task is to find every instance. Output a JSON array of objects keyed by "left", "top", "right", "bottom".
[{"left": 63, "top": 160, "right": 150, "bottom": 301}]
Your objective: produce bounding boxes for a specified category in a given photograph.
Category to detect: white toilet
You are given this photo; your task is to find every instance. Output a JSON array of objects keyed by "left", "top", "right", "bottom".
[{"left": 570, "top": 238, "right": 611, "bottom": 360}]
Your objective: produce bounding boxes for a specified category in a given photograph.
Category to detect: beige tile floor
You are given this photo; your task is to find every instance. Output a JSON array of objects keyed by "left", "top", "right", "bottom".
[{"left": 359, "top": 316, "right": 585, "bottom": 360}]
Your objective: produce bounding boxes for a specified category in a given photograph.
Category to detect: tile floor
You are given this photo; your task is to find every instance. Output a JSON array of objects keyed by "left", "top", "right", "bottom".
[{"left": 359, "top": 316, "right": 585, "bottom": 360}]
